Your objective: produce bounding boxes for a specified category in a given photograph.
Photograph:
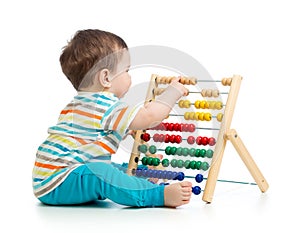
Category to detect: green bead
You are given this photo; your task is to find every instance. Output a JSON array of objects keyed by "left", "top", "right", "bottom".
[
  {"left": 182, "top": 148, "right": 189, "bottom": 156},
  {"left": 195, "top": 161, "right": 202, "bottom": 170},
  {"left": 201, "top": 161, "right": 210, "bottom": 171},
  {"left": 171, "top": 159, "right": 178, "bottom": 168},
  {"left": 177, "top": 159, "right": 184, "bottom": 168},
  {"left": 147, "top": 157, "right": 153, "bottom": 165},
  {"left": 189, "top": 148, "right": 196, "bottom": 156},
  {"left": 149, "top": 145, "right": 157, "bottom": 154},
  {"left": 199, "top": 149, "right": 206, "bottom": 158},
  {"left": 141, "top": 157, "right": 148, "bottom": 165},
  {"left": 176, "top": 147, "right": 182, "bottom": 155},
  {"left": 206, "top": 149, "right": 214, "bottom": 158},
  {"left": 165, "top": 146, "right": 171, "bottom": 155},
  {"left": 195, "top": 149, "right": 201, "bottom": 157},
  {"left": 184, "top": 160, "right": 190, "bottom": 169},
  {"left": 152, "top": 157, "right": 160, "bottom": 166},
  {"left": 138, "top": 144, "right": 147, "bottom": 153},
  {"left": 189, "top": 160, "right": 196, "bottom": 169},
  {"left": 170, "top": 147, "right": 177, "bottom": 155},
  {"left": 162, "top": 158, "right": 169, "bottom": 167}
]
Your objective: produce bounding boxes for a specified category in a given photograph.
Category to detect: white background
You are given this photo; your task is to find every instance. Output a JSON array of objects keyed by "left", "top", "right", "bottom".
[{"left": 1, "top": 0, "right": 299, "bottom": 232}]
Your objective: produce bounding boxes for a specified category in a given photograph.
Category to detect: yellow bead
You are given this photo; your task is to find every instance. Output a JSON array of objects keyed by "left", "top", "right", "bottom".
[
  {"left": 215, "top": 101, "right": 223, "bottom": 110},
  {"left": 194, "top": 100, "right": 201, "bottom": 109},
  {"left": 200, "top": 101, "right": 206, "bottom": 109},
  {"left": 208, "top": 101, "right": 215, "bottom": 109},
  {"left": 204, "top": 101, "right": 210, "bottom": 109},
  {"left": 198, "top": 112, "right": 204, "bottom": 121},
  {"left": 217, "top": 113, "right": 223, "bottom": 122},
  {"left": 189, "top": 112, "right": 195, "bottom": 120},
  {"left": 204, "top": 113, "right": 212, "bottom": 121},
  {"left": 178, "top": 100, "right": 184, "bottom": 108},
  {"left": 184, "top": 112, "right": 190, "bottom": 120},
  {"left": 184, "top": 100, "right": 191, "bottom": 108}
]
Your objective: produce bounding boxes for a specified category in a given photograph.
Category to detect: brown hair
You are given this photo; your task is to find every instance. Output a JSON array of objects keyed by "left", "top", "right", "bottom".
[{"left": 59, "top": 29, "right": 128, "bottom": 90}]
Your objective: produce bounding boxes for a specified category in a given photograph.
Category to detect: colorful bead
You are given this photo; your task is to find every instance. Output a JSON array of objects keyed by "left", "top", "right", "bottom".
[
  {"left": 195, "top": 174, "right": 204, "bottom": 183},
  {"left": 192, "top": 186, "right": 201, "bottom": 195},
  {"left": 138, "top": 144, "right": 148, "bottom": 153},
  {"left": 162, "top": 158, "right": 170, "bottom": 167},
  {"left": 206, "top": 149, "right": 214, "bottom": 158},
  {"left": 148, "top": 145, "right": 157, "bottom": 154},
  {"left": 176, "top": 172, "right": 185, "bottom": 181}
]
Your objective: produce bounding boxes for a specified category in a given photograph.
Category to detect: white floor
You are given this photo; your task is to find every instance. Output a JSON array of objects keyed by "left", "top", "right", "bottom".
[{"left": 3, "top": 166, "right": 298, "bottom": 233}]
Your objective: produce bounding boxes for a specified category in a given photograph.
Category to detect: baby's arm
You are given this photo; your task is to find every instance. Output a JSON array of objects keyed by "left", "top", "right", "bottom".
[{"left": 129, "top": 77, "right": 188, "bottom": 130}]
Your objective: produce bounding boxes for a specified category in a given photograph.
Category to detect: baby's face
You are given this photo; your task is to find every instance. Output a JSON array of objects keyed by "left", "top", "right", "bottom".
[{"left": 109, "top": 49, "right": 132, "bottom": 98}]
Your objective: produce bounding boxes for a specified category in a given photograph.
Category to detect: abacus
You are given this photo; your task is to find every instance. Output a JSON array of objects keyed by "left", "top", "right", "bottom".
[{"left": 127, "top": 74, "right": 269, "bottom": 203}]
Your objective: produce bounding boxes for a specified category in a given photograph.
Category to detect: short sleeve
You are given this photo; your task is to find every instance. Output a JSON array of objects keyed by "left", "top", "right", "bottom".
[{"left": 101, "top": 102, "right": 140, "bottom": 137}]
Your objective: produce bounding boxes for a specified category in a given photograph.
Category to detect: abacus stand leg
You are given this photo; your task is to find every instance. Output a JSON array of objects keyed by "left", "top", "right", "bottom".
[
  {"left": 127, "top": 130, "right": 143, "bottom": 175},
  {"left": 226, "top": 129, "right": 269, "bottom": 193}
]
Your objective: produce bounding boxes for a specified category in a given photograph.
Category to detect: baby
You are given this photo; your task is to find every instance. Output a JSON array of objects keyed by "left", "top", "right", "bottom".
[{"left": 32, "top": 29, "right": 192, "bottom": 208}]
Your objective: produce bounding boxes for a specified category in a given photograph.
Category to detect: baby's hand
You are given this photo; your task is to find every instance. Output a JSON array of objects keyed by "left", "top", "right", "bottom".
[{"left": 170, "top": 77, "right": 189, "bottom": 96}]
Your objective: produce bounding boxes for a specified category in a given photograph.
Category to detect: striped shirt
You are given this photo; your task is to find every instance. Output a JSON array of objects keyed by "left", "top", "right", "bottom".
[{"left": 32, "top": 92, "right": 139, "bottom": 198}]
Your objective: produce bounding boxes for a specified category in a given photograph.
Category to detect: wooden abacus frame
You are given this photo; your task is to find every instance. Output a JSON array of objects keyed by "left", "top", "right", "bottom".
[{"left": 127, "top": 74, "right": 269, "bottom": 203}]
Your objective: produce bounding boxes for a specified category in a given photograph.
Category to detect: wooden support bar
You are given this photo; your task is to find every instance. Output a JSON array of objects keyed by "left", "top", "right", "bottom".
[
  {"left": 226, "top": 129, "right": 269, "bottom": 193},
  {"left": 202, "top": 75, "right": 242, "bottom": 203}
]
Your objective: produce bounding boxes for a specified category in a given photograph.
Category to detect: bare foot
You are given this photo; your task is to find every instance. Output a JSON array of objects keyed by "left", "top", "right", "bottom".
[{"left": 164, "top": 181, "right": 192, "bottom": 208}]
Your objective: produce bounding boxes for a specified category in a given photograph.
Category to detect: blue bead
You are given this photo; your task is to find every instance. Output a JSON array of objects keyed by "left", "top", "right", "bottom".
[
  {"left": 195, "top": 174, "right": 204, "bottom": 183},
  {"left": 141, "top": 169, "right": 148, "bottom": 177},
  {"left": 192, "top": 186, "right": 201, "bottom": 195},
  {"left": 176, "top": 172, "right": 185, "bottom": 181},
  {"left": 161, "top": 171, "right": 168, "bottom": 179},
  {"left": 157, "top": 170, "right": 163, "bottom": 179},
  {"left": 146, "top": 169, "right": 153, "bottom": 177},
  {"left": 166, "top": 171, "right": 174, "bottom": 179},
  {"left": 135, "top": 169, "right": 142, "bottom": 177}
]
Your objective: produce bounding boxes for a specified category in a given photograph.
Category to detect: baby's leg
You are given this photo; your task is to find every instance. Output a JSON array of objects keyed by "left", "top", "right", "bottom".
[{"left": 164, "top": 181, "right": 193, "bottom": 208}]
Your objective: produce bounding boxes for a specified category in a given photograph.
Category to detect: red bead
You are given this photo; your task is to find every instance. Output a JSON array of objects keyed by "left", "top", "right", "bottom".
[
  {"left": 187, "top": 136, "right": 195, "bottom": 145},
  {"left": 141, "top": 133, "right": 150, "bottom": 142},
  {"left": 169, "top": 134, "right": 175, "bottom": 143},
  {"left": 180, "top": 123, "right": 184, "bottom": 132},
  {"left": 156, "top": 123, "right": 161, "bottom": 130},
  {"left": 175, "top": 135, "right": 182, "bottom": 144},
  {"left": 153, "top": 133, "right": 160, "bottom": 142},
  {"left": 208, "top": 137, "right": 216, "bottom": 146},
  {"left": 159, "top": 134, "right": 165, "bottom": 142},
  {"left": 164, "top": 134, "right": 170, "bottom": 143},
  {"left": 183, "top": 124, "right": 189, "bottom": 132},
  {"left": 188, "top": 124, "right": 196, "bottom": 132},
  {"left": 201, "top": 137, "right": 209, "bottom": 146},
  {"left": 168, "top": 123, "right": 174, "bottom": 131},
  {"left": 164, "top": 123, "right": 169, "bottom": 131},
  {"left": 173, "top": 123, "right": 179, "bottom": 131},
  {"left": 196, "top": 136, "right": 202, "bottom": 145}
]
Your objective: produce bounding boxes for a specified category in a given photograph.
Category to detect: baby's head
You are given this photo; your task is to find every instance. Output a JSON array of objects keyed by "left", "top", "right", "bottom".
[{"left": 60, "top": 29, "right": 129, "bottom": 92}]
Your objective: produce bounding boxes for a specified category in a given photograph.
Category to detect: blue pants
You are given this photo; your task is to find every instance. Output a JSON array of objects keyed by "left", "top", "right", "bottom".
[{"left": 38, "top": 162, "right": 165, "bottom": 207}]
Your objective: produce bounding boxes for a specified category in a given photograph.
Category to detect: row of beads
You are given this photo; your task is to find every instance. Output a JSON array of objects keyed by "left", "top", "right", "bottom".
[
  {"left": 178, "top": 100, "right": 223, "bottom": 110},
  {"left": 134, "top": 169, "right": 204, "bottom": 183},
  {"left": 149, "top": 122, "right": 196, "bottom": 132},
  {"left": 155, "top": 76, "right": 233, "bottom": 86},
  {"left": 183, "top": 112, "right": 211, "bottom": 121},
  {"left": 153, "top": 88, "right": 221, "bottom": 98},
  {"left": 133, "top": 169, "right": 203, "bottom": 195},
  {"left": 163, "top": 158, "right": 210, "bottom": 171},
  {"left": 183, "top": 112, "right": 223, "bottom": 122},
  {"left": 165, "top": 146, "right": 214, "bottom": 158},
  {"left": 140, "top": 156, "right": 210, "bottom": 171},
  {"left": 141, "top": 133, "right": 183, "bottom": 143},
  {"left": 141, "top": 133, "right": 216, "bottom": 146},
  {"left": 156, "top": 76, "right": 197, "bottom": 85},
  {"left": 138, "top": 144, "right": 214, "bottom": 158}
]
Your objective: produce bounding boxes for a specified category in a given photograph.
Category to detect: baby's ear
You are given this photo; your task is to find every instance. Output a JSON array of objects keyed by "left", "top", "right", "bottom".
[{"left": 97, "top": 68, "right": 111, "bottom": 88}]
